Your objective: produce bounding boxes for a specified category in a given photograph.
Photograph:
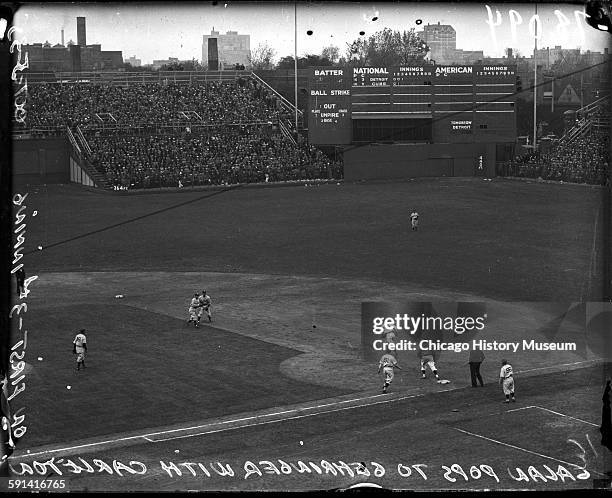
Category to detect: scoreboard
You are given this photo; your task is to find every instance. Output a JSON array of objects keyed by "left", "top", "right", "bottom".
[
  {"left": 308, "top": 68, "right": 351, "bottom": 145},
  {"left": 308, "top": 65, "right": 516, "bottom": 145}
]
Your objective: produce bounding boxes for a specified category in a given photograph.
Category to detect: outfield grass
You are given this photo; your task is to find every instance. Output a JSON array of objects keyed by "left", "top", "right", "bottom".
[{"left": 23, "top": 178, "right": 606, "bottom": 301}]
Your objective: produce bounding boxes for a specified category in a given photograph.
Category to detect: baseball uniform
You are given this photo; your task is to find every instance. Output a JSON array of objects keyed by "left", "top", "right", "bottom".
[
  {"left": 73, "top": 332, "right": 87, "bottom": 368},
  {"left": 410, "top": 212, "right": 419, "bottom": 230},
  {"left": 379, "top": 353, "right": 400, "bottom": 393},
  {"left": 199, "top": 292, "right": 212, "bottom": 322},
  {"left": 188, "top": 296, "right": 201, "bottom": 324},
  {"left": 500, "top": 363, "right": 515, "bottom": 402}
]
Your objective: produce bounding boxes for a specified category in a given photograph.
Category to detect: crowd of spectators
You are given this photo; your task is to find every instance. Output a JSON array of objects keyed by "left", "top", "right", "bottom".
[
  {"left": 87, "top": 127, "right": 342, "bottom": 189},
  {"left": 25, "top": 78, "right": 280, "bottom": 129},
  {"left": 498, "top": 130, "right": 610, "bottom": 185},
  {"left": 23, "top": 77, "right": 341, "bottom": 189}
]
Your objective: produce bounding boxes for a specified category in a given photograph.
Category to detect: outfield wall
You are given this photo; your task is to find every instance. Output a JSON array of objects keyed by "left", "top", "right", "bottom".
[
  {"left": 343, "top": 142, "right": 498, "bottom": 181},
  {"left": 13, "top": 137, "right": 70, "bottom": 186}
]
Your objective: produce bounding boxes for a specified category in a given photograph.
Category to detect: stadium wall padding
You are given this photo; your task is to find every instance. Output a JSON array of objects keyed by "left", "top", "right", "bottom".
[
  {"left": 13, "top": 138, "right": 70, "bottom": 185},
  {"left": 343, "top": 142, "right": 498, "bottom": 181}
]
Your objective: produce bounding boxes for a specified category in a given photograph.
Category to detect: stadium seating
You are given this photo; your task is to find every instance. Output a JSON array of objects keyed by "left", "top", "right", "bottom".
[
  {"left": 25, "top": 79, "right": 279, "bottom": 128},
  {"left": 498, "top": 96, "right": 610, "bottom": 186},
  {"left": 24, "top": 77, "right": 343, "bottom": 189},
  {"left": 499, "top": 130, "right": 609, "bottom": 185},
  {"left": 87, "top": 129, "right": 341, "bottom": 189}
]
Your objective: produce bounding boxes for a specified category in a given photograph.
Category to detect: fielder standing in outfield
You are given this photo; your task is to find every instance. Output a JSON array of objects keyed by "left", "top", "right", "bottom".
[
  {"left": 199, "top": 290, "right": 212, "bottom": 322},
  {"left": 188, "top": 292, "right": 202, "bottom": 327},
  {"left": 73, "top": 329, "right": 87, "bottom": 371},
  {"left": 499, "top": 359, "right": 516, "bottom": 403},
  {"left": 410, "top": 210, "right": 419, "bottom": 231},
  {"left": 378, "top": 353, "right": 401, "bottom": 394}
]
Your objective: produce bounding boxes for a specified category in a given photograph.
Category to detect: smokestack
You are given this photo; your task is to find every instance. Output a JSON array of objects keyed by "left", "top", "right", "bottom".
[
  {"left": 61, "top": 29, "right": 64, "bottom": 46},
  {"left": 77, "top": 17, "right": 86, "bottom": 46},
  {"left": 208, "top": 38, "right": 219, "bottom": 70}
]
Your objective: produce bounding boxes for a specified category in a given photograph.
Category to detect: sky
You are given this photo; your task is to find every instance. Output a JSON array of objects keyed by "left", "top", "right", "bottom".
[{"left": 12, "top": 1, "right": 612, "bottom": 65}]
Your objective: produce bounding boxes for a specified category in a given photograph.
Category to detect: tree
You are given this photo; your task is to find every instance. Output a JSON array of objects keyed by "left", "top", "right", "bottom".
[
  {"left": 276, "top": 54, "right": 332, "bottom": 69},
  {"left": 321, "top": 45, "right": 340, "bottom": 64},
  {"left": 249, "top": 42, "right": 276, "bottom": 70},
  {"left": 504, "top": 48, "right": 522, "bottom": 59},
  {"left": 345, "top": 27, "right": 429, "bottom": 66}
]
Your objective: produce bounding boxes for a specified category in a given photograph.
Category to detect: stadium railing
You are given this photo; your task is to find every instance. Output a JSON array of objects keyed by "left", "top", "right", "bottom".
[
  {"left": 80, "top": 120, "right": 276, "bottom": 136},
  {"left": 559, "top": 94, "right": 610, "bottom": 145},
  {"left": 75, "top": 125, "right": 92, "bottom": 155},
  {"left": 278, "top": 120, "right": 297, "bottom": 146},
  {"left": 249, "top": 71, "right": 304, "bottom": 136},
  {"left": 67, "top": 126, "right": 109, "bottom": 188},
  {"left": 21, "top": 70, "right": 252, "bottom": 86}
]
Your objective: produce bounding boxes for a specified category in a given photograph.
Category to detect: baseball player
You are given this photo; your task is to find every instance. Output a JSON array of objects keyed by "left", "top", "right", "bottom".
[
  {"left": 499, "top": 359, "right": 516, "bottom": 403},
  {"left": 188, "top": 292, "right": 202, "bottom": 327},
  {"left": 199, "top": 290, "right": 212, "bottom": 322},
  {"left": 73, "top": 329, "right": 87, "bottom": 371},
  {"left": 418, "top": 346, "right": 440, "bottom": 380},
  {"left": 410, "top": 211, "right": 419, "bottom": 231},
  {"left": 378, "top": 353, "right": 401, "bottom": 393}
]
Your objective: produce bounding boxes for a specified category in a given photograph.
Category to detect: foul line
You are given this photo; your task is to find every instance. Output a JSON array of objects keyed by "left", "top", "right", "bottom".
[
  {"left": 12, "top": 389, "right": 435, "bottom": 459},
  {"left": 143, "top": 392, "right": 391, "bottom": 439},
  {"left": 453, "top": 427, "right": 604, "bottom": 477},
  {"left": 12, "top": 361, "right": 601, "bottom": 459},
  {"left": 25, "top": 185, "right": 241, "bottom": 255},
  {"left": 145, "top": 389, "right": 437, "bottom": 442},
  {"left": 516, "top": 359, "right": 601, "bottom": 375},
  {"left": 506, "top": 405, "right": 599, "bottom": 427}
]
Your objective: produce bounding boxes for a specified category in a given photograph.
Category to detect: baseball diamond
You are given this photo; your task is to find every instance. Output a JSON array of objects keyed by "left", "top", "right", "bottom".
[{"left": 4, "top": 2, "right": 611, "bottom": 493}]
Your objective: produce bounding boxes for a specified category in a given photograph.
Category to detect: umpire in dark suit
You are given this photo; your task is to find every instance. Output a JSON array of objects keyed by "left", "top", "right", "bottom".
[{"left": 469, "top": 348, "right": 485, "bottom": 387}]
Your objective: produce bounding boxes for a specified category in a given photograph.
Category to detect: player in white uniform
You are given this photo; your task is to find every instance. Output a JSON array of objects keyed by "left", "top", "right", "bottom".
[
  {"left": 384, "top": 327, "right": 396, "bottom": 343},
  {"left": 499, "top": 359, "right": 516, "bottom": 403},
  {"left": 73, "top": 329, "right": 87, "bottom": 370},
  {"left": 419, "top": 346, "right": 440, "bottom": 380},
  {"left": 188, "top": 293, "right": 202, "bottom": 327},
  {"left": 199, "top": 290, "right": 212, "bottom": 322},
  {"left": 410, "top": 211, "right": 419, "bottom": 231},
  {"left": 378, "top": 353, "right": 402, "bottom": 393}
]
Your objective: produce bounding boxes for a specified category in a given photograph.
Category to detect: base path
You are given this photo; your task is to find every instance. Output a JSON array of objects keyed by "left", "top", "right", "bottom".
[{"left": 28, "top": 271, "right": 603, "bottom": 391}]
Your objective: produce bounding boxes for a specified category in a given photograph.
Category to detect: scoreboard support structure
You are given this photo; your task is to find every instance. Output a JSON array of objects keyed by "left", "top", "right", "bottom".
[{"left": 308, "top": 65, "right": 517, "bottom": 180}]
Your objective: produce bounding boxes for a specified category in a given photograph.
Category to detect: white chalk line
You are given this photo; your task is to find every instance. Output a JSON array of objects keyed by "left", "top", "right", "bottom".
[
  {"left": 146, "top": 389, "right": 438, "bottom": 442},
  {"left": 13, "top": 360, "right": 600, "bottom": 459},
  {"left": 12, "top": 389, "right": 426, "bottom": 459},
  {"left": 453, "top": 427, "right": 605, "bottom": 477},
  {"left": 516, "top": 359, "right": 602, "bottom": 375},
  {"left": 144, "top": 392, "right": 390, "bottom": 439},
  {"left": 506, "top": 405, "right": 598, "bottom": 427}
]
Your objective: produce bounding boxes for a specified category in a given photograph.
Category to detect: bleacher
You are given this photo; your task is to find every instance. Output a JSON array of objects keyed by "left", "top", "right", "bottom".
[
  {"left": 17, "top": 73, "right": 340, "bottom": 190},
  {"left": 498, "top": 96, "right": 610, "bottom": 186}
]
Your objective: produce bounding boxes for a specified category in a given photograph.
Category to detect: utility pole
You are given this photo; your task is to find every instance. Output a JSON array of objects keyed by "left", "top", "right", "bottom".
[
  {"left": 294, "top": 0, "right": 298, "bottom": 132},
  {"left": 533, "top": 3, "right": 538, "bottom": 151}
]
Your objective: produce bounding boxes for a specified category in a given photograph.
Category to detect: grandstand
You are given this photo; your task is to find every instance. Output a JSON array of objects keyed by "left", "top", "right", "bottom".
[
  {"left": 13, "top": 71, "right": 340, "bottom": 190},
  {"left": 498, "top": 95, "right": 610, "bottom": 185},
  {"left": 12, "top": 69, "right": 609, "bottom": 188}
]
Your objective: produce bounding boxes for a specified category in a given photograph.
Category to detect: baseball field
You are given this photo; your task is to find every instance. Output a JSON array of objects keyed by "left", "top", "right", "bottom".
[{"left": 7, "top": 177, "right": 611, "bottom": 491}]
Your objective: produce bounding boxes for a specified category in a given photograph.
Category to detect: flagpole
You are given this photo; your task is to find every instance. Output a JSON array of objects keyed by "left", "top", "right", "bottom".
[
  {"left": 533, "top": 3, "right": 538, "bottom": 151},
  {"left": 294, "top": 0, "right": 298, "bottom": 132}
]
